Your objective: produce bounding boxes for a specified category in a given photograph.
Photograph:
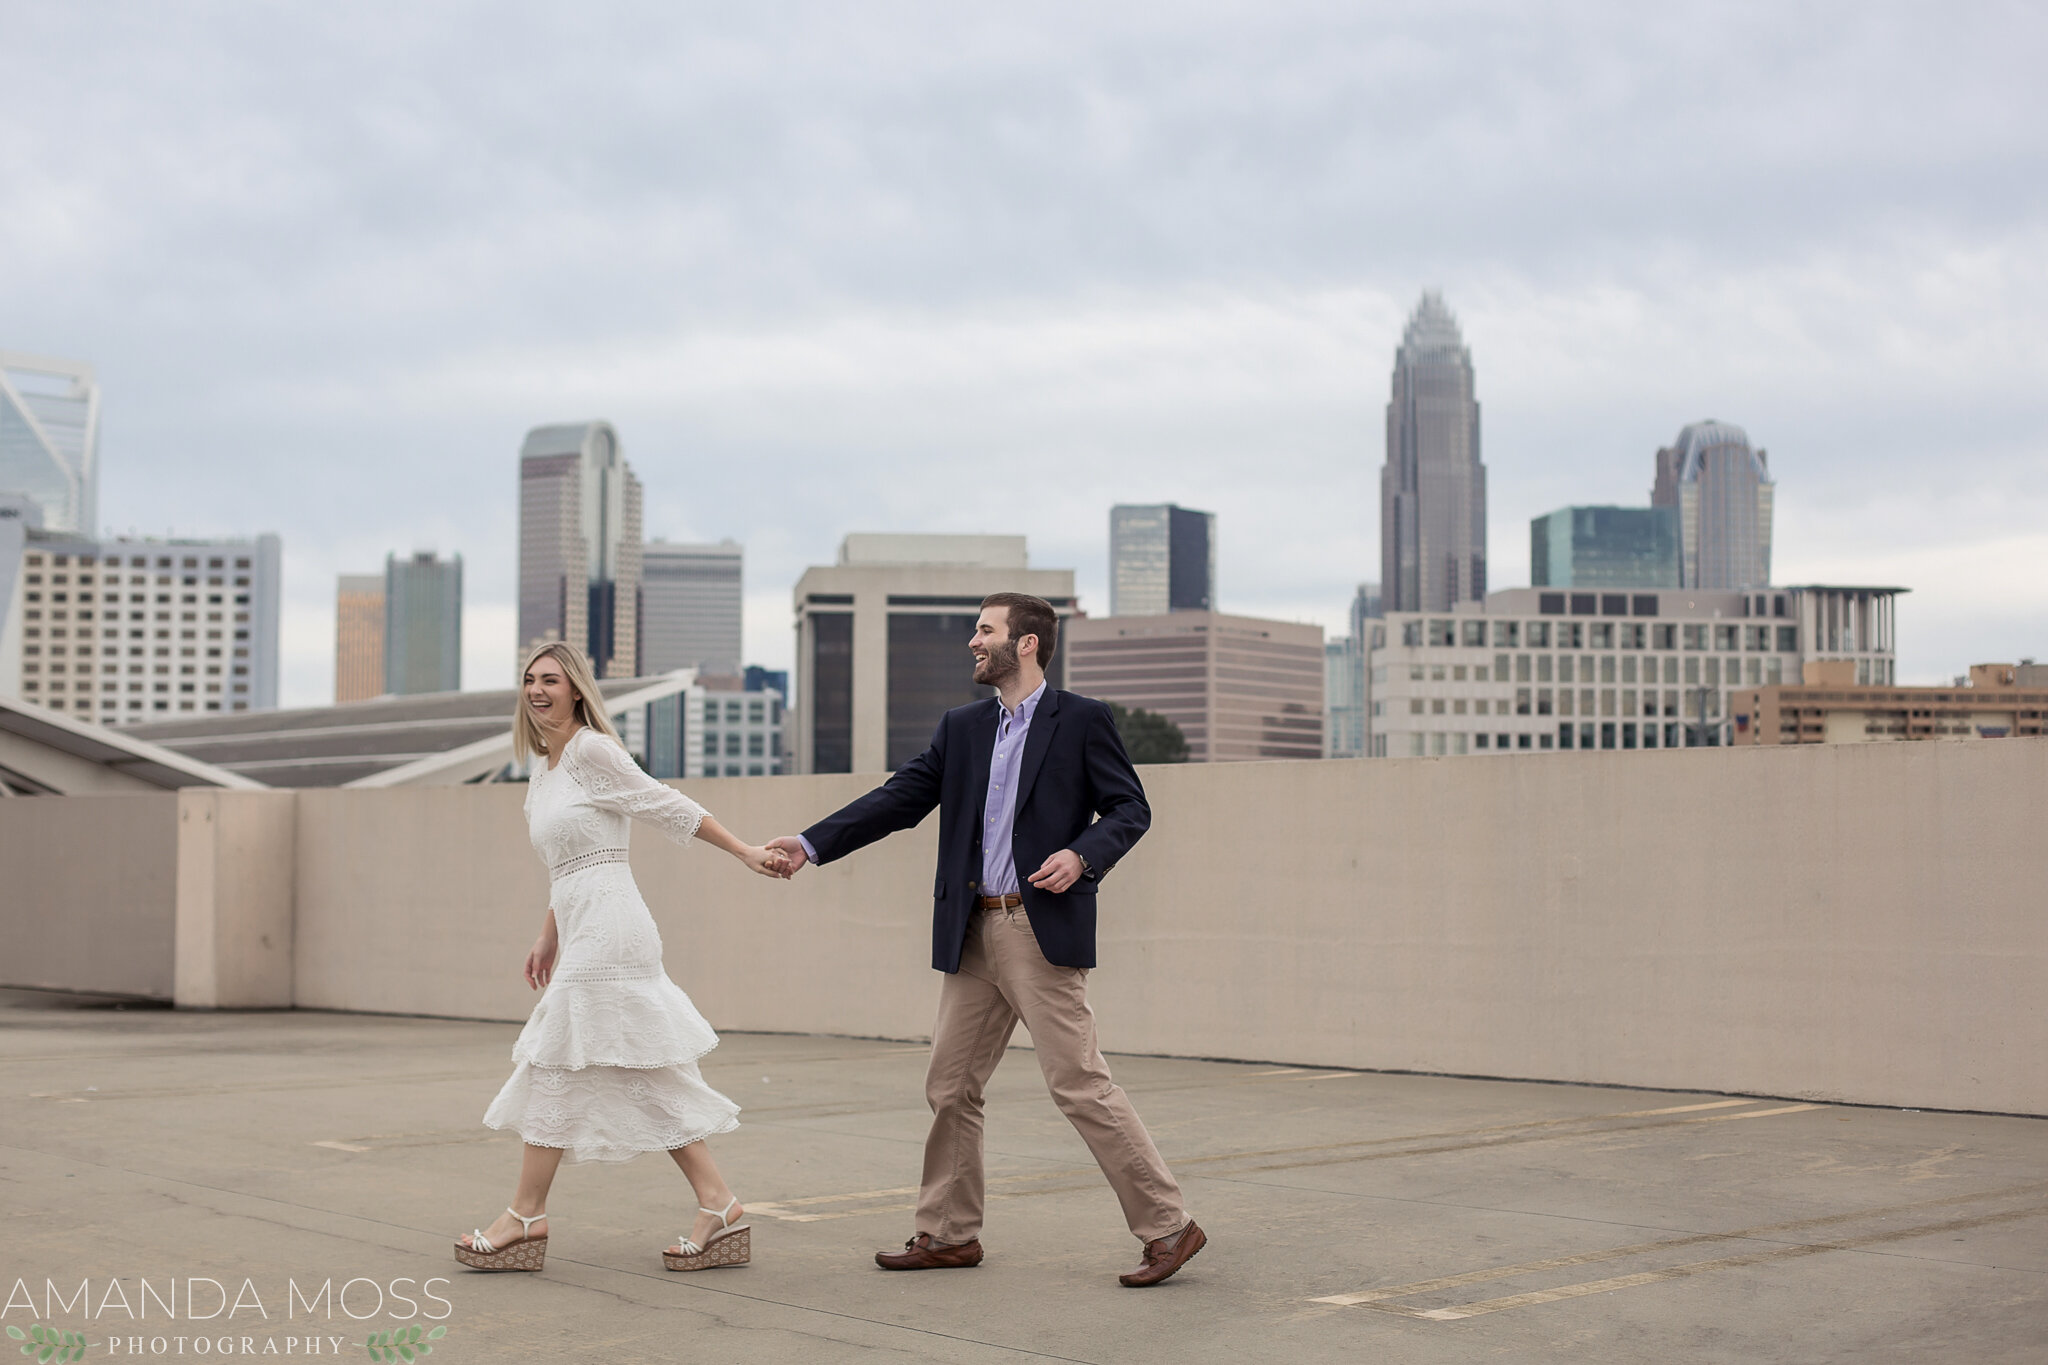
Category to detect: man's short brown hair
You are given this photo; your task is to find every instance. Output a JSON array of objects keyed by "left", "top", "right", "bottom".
[{"left": 981, "top": 592, "right": 1058, "bottom": 667}]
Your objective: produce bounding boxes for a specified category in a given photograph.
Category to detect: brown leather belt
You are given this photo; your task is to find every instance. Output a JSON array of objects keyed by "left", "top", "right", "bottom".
[{"left": 975, "top": 894, "right": 1023, "bottom": 910}]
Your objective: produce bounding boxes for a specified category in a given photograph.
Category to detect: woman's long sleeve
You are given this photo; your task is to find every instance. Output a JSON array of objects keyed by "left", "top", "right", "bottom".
[{"left": 562, "top": 732, "right": 709, "bottom": 846}]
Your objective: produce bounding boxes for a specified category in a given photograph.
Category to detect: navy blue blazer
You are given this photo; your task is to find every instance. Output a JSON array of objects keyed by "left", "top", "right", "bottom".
[{"left": 801, "top": 688, "right": 1151, "bottom": 971}]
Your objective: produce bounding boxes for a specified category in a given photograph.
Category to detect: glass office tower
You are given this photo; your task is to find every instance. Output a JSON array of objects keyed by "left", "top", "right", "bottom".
[
  {"left": 1531, "top": 507, "right": 1680, "bottom": 589},
  {"left": 1109, "top": 504, "right": 1216, "bottom": 616},
  {"left": 0, "top": 351, "right": 98, "bottom": 536}
]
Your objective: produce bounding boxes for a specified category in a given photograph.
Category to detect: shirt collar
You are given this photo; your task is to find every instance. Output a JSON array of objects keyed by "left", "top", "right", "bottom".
[{"left": 999, "top": 680, "right": 1048, "bottom": 725}]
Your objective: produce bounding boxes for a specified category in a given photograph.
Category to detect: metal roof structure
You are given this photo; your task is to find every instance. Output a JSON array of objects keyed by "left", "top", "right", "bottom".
[
  {"left": 114, "top": 671, "right": 696, "bottom": 789},
  {"left": 0, "top": 691, "right": 258, "bottom": 794}
]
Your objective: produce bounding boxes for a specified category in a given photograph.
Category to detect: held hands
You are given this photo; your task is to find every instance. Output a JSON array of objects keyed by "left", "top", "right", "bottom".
[
  {"left": 741, "top": 844, "right": 792, "bottom": 879},
  {"left": 764, "top": 836, "right": 810, "bottom": 876},
  {"left": 1028, "top": 849, "right": 1085, "bottom": 894}
]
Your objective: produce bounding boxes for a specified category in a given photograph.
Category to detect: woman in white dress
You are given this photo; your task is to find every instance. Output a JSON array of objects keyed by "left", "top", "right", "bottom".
[{"left": 454, "top": 642, "right": 787, "bottom": 1274}]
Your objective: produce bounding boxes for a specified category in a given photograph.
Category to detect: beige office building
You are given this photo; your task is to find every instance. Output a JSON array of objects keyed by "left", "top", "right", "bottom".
[
  {"left": 1733, "top": 661, "right": 2048, "bottom": 745},
  {"left": 792, "top": 535, "right": 1075, "bottom": 774},
  {"left": 2, "top": 530, "right": 282, "bottom": 724},
  {"left": 334, "top": 574, "right": 384, "bottom": 703},
  {"left": 1064, "top": 611, "right": 1325, "bottom": 762},
  {"left": 1370, "top": 584, "right": 1903, "bottom": 756}
]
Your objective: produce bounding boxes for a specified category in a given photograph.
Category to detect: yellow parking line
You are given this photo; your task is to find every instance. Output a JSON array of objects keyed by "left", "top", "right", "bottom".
[{"left": 1686, "top": 1103, "right": 1821, "bottom": 1123}]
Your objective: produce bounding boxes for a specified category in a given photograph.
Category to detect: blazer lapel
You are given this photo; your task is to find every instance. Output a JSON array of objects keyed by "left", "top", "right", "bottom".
[
  {"left": 1015, "top": 687, "right": 1061, "bottom": 808},
  {"left": 968, "top": 696, "right": 1001, "bottom": 826}
]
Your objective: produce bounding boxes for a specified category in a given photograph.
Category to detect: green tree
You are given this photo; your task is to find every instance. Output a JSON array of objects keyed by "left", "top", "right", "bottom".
[{"left": 1107, "top": 702, "right": 1190, "bottom": 764}]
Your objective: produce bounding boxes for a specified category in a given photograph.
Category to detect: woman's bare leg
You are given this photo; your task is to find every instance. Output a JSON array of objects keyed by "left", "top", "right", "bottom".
[
  {"left": 667, "top": 1140, "right": 743, "bottom": 1252},
  {"left": 462, "top": 1143, "right": 564, "bottom": 1249}
]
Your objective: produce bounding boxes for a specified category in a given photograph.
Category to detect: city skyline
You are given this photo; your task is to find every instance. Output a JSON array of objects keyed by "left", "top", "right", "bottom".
[{"left": 4, "top": 7, "right": 2041, "bottom": 703}]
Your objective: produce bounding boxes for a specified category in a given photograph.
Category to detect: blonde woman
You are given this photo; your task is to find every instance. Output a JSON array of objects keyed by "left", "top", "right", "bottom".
[{"left": 454, "top": 642, "right": 786, "bottom": 1274}]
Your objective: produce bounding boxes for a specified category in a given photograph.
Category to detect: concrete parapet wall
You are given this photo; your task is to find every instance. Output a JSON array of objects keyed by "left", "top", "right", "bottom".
[
  {"left": 0, "top": 792, "right": 178, "bottom": 998},
  {"left": 173, "top": 789, "right": 298, "bottom": 1009},
  {"left": 3, "top": 738, "right": 2044, "bottom": 1112}
]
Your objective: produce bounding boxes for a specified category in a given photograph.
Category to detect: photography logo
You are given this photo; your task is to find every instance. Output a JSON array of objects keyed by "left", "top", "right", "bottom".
[{"left": 4, "top": 1277, "right": 456, "bottom": 1359}]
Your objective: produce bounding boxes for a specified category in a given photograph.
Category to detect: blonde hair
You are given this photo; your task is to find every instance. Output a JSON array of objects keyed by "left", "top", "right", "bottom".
[{"left": 513, "top": 640, "right": 623, "bottom": 764}]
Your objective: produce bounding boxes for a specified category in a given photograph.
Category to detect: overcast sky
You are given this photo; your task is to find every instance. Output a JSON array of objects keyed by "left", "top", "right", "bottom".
[{"left": 5, "top": 2, "right": 2044, "bottom": 701}]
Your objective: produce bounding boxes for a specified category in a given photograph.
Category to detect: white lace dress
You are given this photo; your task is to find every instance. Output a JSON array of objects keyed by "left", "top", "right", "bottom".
[{"left": 482, "top": 727, "right": 740, "bottom": 1163}]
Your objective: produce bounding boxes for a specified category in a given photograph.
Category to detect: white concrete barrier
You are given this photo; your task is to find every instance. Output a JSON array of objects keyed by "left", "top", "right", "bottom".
[{"left": 4, "top": 737, "right": 2045, "bottom": 1114}]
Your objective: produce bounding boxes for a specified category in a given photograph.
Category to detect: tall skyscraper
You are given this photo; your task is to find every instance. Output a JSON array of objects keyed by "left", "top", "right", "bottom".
[
  {"left": 0, "top": 351, "right": 99, "bottom": 536},
  {"left": 1381, "top": 292, "right": 1486, "bottom": 613},
  {"left": 1652, "top": 421, "right": 1774, "bottom": 590},
  {"left": 518, "top": 422, "right": 643, "bottom": 679},
  {"left": 384, "top": 551, "right": 462, "bottom": 695},
  {"left": 642, "top": 539, "right": 743, "bottom": 676},
  {"left": 1531, "top": 507, "right": 1680, "bottom": 589},
  {"left": 335, "top": 573, "right": 385, "bottom": 703},
  {"left": 1109, "top": 504, "right": 1216, "bottom": 615}
]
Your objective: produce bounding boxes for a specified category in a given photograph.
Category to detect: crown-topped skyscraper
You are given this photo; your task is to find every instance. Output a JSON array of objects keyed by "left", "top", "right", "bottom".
[{"left": 1380, "top": 292, "right": 1486, "bottom": 613}]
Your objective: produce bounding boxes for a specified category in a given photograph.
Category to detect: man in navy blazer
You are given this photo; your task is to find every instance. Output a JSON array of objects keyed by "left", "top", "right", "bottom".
[{"left": 769, "top": 592, "right": 1205, "bottom": 1287}]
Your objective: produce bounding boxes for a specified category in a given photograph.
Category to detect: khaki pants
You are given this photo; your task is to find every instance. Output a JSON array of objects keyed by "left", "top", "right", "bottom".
[{"left": 917, "top": 904, "right": 1187, "bottom": 1244}]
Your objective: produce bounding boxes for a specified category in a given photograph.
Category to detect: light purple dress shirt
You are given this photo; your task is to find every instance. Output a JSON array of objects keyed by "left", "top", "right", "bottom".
[
  {"left": 976, "top": 681, "right": 1046, "bottom": 897},
  {"left": 794, "top": 683, "right": 1047, "bottom": 892}
]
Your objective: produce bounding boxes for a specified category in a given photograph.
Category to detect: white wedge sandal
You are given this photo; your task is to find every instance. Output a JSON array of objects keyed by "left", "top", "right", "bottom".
[
  {"left": 663, "top": 1196, "right": 750, "bottom": 1271},
  {"left": 454, "top": 1208, "right": 549, "bottom": 1272}
]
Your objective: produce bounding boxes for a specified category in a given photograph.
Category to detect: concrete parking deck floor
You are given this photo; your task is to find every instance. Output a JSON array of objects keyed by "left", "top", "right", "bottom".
[{"left": 3, "top": 988, "right": 2044, "bottom": 1364}]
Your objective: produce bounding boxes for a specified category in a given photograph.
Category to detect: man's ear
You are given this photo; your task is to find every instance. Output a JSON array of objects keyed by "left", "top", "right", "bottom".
[{"left": 1017, "top": 632, "right": 1039, "bottom": 663}]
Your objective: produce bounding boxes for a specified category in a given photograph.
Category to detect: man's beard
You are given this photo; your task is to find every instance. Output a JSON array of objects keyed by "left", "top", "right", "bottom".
[{"left": 973, "top": 639, "right": 1020, "bottom": 686}]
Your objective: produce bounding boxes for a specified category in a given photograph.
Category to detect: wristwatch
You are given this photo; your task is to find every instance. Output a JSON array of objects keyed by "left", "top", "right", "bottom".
[{"left": 1076, "top": 853, "right": 1094, "bottom": 879}]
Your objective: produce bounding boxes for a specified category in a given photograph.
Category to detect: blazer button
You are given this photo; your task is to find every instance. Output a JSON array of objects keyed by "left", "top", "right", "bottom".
[{"left": 967, "top": 880, "right": 978, "bottom": 891}]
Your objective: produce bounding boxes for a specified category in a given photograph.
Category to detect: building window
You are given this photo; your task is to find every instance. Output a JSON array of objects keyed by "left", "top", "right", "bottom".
[
  {"left": 1427, "top": 619, "right": 1455, "bottom": 647},
  {"left": 885, "top": 612, "right": 990, "bottom": 770},
  {"left": 1683, "top": 625, "right": 1707, "bottom": 651},
  {"left": 1537, "top": 688, "right": 1553, "bottom": 715},
  {"left": 1516, "top": 688, "right": 1531, "bottom": 716},
  {"left": 810, "top": 613, "right": 854, "bottom": 774},
  {"left": 1493, "top": 621, "right": 1519, "bottom": 647},
  {"left": 1527, "top": 621, "right": 1550, "bottom": 648},
  {"left": 1777, "top": 625, "right": 1798, "bottom": 652},
  {"left": 1714, "top": 624, "right": 1738, "bottom": 651},
  {"left": 1558, "top": 623, "right": 1583, "bottom": 649}
]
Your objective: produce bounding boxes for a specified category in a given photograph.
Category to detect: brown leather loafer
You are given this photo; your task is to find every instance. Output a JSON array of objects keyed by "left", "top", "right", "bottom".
[
  {"left": 875, "top": 1233, "right": 984, "bottom": 1271},
  {"left": 1119, "top": 1220, "right": 1206, "bottom": 1287}
]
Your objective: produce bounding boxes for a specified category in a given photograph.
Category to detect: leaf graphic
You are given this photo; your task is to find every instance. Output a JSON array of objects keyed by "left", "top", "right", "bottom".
[
  {"left": 427, "top": 1326, "right": 447, "bottom": 1340},
  {"left": 36, "top": 1343, "right": 53, "bottom": 1364},
  {"left": 398, "top": 1346, "right": 415, "bottom": 1362},
  {"left": 3, "top": 1327, "right": 20, "bottom": 1340}
]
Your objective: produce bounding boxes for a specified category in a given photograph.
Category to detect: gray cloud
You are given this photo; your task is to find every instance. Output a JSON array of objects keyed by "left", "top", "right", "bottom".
[{"left": 3, "top": 1, "right": 2043, "bottom": 699}]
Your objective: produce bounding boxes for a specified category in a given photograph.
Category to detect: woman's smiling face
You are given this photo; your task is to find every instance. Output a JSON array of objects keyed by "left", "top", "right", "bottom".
[{"left": 523, "top": 657, "right": 579, "bottom": 731}]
